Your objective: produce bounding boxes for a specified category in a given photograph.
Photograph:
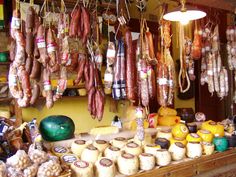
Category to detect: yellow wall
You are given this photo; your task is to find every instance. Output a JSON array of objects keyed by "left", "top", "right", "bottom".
[
  {"left": 171, "top": 22, "right": 195, "bottom": 111},
  {"left": 22, "top": 97, "right": 129, "bottom": 134}
]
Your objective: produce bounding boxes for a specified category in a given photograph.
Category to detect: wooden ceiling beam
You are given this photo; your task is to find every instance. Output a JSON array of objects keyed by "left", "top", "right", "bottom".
[{"left": 186, "top": 0, "right": 235, "bottom": 13}]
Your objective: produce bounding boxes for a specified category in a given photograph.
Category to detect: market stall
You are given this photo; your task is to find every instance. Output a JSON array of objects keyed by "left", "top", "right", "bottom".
[{"left": 0, "top": 0, "right": 236, "bottom": 176}]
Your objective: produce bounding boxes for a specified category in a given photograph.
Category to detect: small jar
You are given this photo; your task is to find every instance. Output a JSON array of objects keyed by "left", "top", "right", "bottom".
[
  {"left": 144, "top": 144, "right": 161, "bottom": 156},
  {"left": 155, "top": 138, "right": 170, "bottom": 149},
  {"left": 186, "top": 123, "right": 197, "bottom": 133},
  {"left": 95, "top": 157, "right": 116, "bottom": 177},
  {"left": 124, "top": 142, "right": 142, "bottom": 156},
  {"left": 168, "top": 142, "right": 186, "bottom": 161},
  {"left": 110, "top": 137, "right": 127, "bottom": 149},
  {"left": 93, "top": 140, "right": 109, "bottom": 153},
  {"left": 213, "top": 136, "right": 228, "bottom": 152},
  {"left": 117, "top": 153, "right": 139, "bottom": 175},
  {"left": 186, "top": 142, "right": 202, "bottom": 158},
  {"left": 197, "top": 129, "right": 214, "bottom": 143},
  {"left": 202, "top": 142, "right": 215, "bottom": 155},
  {"left": 186, "top": 133, "right": 202, "bottom": 143},
  {"left": 71, "top": 140, "right": 88, "bottom": 157},
  {"left": 104, "top": 146, "right": 121, "bottom": 162},
  {"left": 81, "top": 145, "right": 101, "bottom": 164},
  {"left": 156, "top": 129, "right": 172, "bottom": 140},
  {"left": 139, "top": 153, "right": 155, "bottom": 171},
  {"left": 155, "top": 149, "right": 171, "bottom": 166}
]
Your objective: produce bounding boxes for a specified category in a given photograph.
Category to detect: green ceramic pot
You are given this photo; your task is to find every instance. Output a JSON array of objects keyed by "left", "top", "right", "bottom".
[
  {"left": 213, "top": 136, "right": 228, "bottom": 152},
  {"left": 0, "top": 52, "right": 7, "bottom": 62},
  {"left": 39, "top": 115, "right": 75, "bottom": 141}
]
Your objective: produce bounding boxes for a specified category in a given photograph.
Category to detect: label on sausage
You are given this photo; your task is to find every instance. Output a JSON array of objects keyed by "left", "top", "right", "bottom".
[
  {"left": 207, "top": 70, "right": 213, "bottom": 76},
  {"left": 140, "top": 70, "right": 147, "bottom": 79},
  {"left": 157, "top": 78, "right": 168, "bottom": 85},
  {"left": 96, "top": 54, "right": 103, "bottom": 63},
  {"left": 9, "top": 75, "right": 17, "bottom": 86},
  {"left": 37, "top": 38, "right": 46, "bottom": 49},
  {"left": 104, "top": 73, "right": 113, "bottom": 82},
  {"left": 168, "top": 79, "right": 174, "bottom": 87},
  {"left": 44, "top": 81, "right": 52, "bottom": 91},
  {"left": 11, "top": 17, "right": 21, "bottom": 29},
  {"left": 107, "top": 49, "right": 116, "bottom": 59},
  {"left": 0, "top": 123, "right": 9, "bottom": 137},
  {"left": 47, "top": 43, "right": 57, "bottom": 53}
]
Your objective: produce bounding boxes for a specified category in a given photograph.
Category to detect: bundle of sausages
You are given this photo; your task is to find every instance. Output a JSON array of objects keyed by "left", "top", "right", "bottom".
[
  {"left": 200, "top": 24, "right": 228, "bottom": 98},
  {"left": 157, "top": 20, "right": 175, "bottom": 107},
  {"left": 226, "top": 26, "right": 236, "bottom": 102}
]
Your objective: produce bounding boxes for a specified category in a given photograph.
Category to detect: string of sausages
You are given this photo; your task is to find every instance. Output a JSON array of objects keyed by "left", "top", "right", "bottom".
[
  {"left": 226, "top": 25, "right": 236, "bottom": 102},
  {"left": 200, "top": 23, "right": 228, "bottom": 98}
]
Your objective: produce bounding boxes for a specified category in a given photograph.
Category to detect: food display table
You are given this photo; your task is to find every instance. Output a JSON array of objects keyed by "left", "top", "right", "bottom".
[{"left": 132, "top": 148, "right": 236, "bottom": 177}]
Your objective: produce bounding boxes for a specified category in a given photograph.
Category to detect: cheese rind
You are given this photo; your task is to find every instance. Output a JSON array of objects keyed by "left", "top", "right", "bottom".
[{"left": 71, "top": 160, "right": 94, "bottom": 177}]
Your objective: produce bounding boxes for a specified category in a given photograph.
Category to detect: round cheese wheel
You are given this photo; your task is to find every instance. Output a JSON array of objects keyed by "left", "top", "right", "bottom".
[
  {"left": 81, "top": 145, "right": 101, "bottom": 164},
  {"left": 186, "top": 133, "right": 202, "bottom": 143},
  {"left": 60, "top": 154, "right": 78, "bottom": 166},
  {"left": 168, "top": 142, "right": 186, "bottom": 161},
  {"left": 117, "top": 153, "right": 139, "bottom": 175},
  {"left": 124, "top": 142, "right": 142, "bottom": 156},
  {"left": 197, "top": 129, "right": 214, "bottom": 143},
  {"left": 156, "top": 129, "right": 172, "bottom": 140},
  {"left": 51, "top": 146, "right": 69, "bottom": 157},
  {"left": 71, "top": 140, "right": 88, "bottom": 157},
  {"left": 202, "top": 142, "right": 215, "bottom": 155},
  {"left": 186, "top": 142, "right": 202, "bottom": 158},
  {"left": 93, "top": 140, "right": 109, "bottom": 153},
  {"left": 95, "top": 157, "right": 116, "bottom": 177},
  {"left": 139, "top": 153, "right": 155, "bottom": 171},
  {"left": 169, "top": 137, "right": 187, "bottom": 146},
  {"left": 144, "top": 144, "right": 161, "bottom": 156},
  {"left": 71, "top": 160, "right": 94, "bottom": 177},
  {"left": 155, "top": 149, "right": 171, "bottom": 166},
  {"left": 110, "top": 137, "right": 127, "bottom": 149},
  {"left": 172, "top": 123, "right": 189, "bottom": 139},
  {"left": 104, "top": 146, "right": 121, "bottom": 162},
  {"left": 201, "top": 120, "right": 224, "bottom": 137}
]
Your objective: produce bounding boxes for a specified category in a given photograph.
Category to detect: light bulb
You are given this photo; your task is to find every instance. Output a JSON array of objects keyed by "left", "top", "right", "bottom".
[{"left": 180, "top": 18, "right": 189, "bottom": 25}]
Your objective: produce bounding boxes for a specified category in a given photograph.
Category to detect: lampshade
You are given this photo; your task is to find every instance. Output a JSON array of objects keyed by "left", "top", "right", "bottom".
[{"left": 163, "top": 0, "right": 206, "bottom": 24}]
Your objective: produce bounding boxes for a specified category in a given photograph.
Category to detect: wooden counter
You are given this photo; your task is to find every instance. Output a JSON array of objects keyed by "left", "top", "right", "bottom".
[{"left": 132, "top": 148, "right": 236, "bottom": 177}]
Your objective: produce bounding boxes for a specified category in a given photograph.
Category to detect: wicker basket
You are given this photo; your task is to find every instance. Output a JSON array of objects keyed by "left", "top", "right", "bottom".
[{"left": 59, "top": 170, "right": 72, "bottom": 177}]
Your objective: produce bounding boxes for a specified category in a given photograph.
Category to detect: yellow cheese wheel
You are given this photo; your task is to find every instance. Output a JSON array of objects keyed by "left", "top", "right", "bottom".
[
  {"left": 201, "top": 120, "right": 224, "bottom": 137},
  {"left": 172, "top": 123, "right": 189, "bottom": 139},
  {"left": 60, "top": 154, "right": 78, "bottom": 166},
  {"left": 186, "top": 133, "right": 202, "bottom": 143},
  {"left": 158, "top": 107, "right": 177, "bottom": 117},
  {"left": 51, "top": 146, "right": 69, "bottom": 157},
  {"left": 197, "top": 129, "right": 214, "bottom": 143},
  {"left": 158, "top": 116, "right": 181, "bottom": 126},
  {"left": 169, "top": 137, "right": 187, "bottom": 146}
]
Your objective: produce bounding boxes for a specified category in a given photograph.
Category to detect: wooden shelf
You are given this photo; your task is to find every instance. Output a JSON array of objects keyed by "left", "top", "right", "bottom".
[
  {"left": 0, "top": 97, "right": 13, "bottom": 103},
  {"left": 132, "top": 148, "right": 236, "bottom": 177},
  {"left": 0, "top": 62, "right": 10, "bottom": 65}
]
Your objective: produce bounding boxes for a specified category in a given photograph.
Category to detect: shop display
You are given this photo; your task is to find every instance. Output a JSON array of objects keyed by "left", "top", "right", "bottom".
[{"left": 1, "top": 0, "right": 236, "bottom": 177}]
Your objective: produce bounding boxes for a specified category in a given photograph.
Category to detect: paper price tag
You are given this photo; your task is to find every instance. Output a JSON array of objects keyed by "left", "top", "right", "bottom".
[{"left": 11, "top": 17, "right": 21, "bottom": 29}]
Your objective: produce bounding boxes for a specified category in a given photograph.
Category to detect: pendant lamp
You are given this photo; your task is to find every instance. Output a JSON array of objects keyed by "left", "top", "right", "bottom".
[{"left": 163, "top": 0, "right": 206, "bottom": 25}]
